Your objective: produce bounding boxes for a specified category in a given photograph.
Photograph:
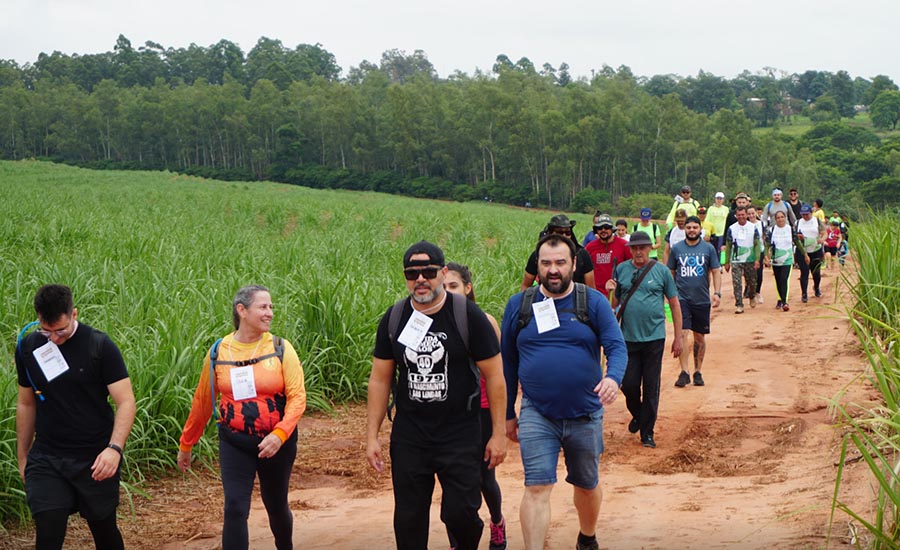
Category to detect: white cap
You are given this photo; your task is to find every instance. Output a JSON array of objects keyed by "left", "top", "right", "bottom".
[{"left": 715, "top": 192, "right": 725, "bottom": 199}]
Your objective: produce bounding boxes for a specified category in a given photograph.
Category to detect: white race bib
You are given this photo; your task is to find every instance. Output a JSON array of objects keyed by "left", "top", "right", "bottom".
[
  {"left": 230, "top": 366, "right": 257, "bottom": 401},
  {"left": 533, "top": 298, "right": 560, "bottom": 334},
  {"left": 397, "top": 309, "right": 434, "bottom": 350},
  {"left": 32, "top": 341, "right": 70, "bottom": 382}
]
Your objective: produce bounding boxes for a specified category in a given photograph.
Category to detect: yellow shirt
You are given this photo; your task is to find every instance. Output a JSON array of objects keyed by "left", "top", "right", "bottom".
[{"left": 814, "top": 209, "right": 826, "bottom": 223}]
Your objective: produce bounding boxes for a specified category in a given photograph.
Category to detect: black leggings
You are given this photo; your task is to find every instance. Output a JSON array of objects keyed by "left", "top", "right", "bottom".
[
  {"left": 772, "top": 264, "right": 792, "bottom": 304},
  {"left": 34, "top": 510, "right": 124, "bottom": 550},
  {"left": 218, "top": 426, "right": 298, "bottom": 550},
  {"left": 797, "top": 248, "right": 824, "bottom": 296}
]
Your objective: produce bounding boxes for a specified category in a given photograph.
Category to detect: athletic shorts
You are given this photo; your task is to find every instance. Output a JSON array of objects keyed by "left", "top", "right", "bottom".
[
  {"left": 824, "top": 246, "right": 838, "bottom": 256},
  {"left": 679, "top": 299, "right": 711, "bottom": 334},
  {"left": 517, "top": 396, "right": 604, "bottom": 490},
  {"left": 25, "top": 448, "right": 120, "bottom": 520}
]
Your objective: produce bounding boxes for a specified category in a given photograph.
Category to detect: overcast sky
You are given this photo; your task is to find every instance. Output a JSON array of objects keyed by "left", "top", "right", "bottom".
[{"left": 2, "top": 0, "right": 897, "bottom": 82}]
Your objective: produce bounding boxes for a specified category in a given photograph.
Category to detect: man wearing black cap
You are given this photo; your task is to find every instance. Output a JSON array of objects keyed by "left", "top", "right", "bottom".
[
  {"left": 366, "top": 241, "right": 508, "bottom": 550},
  {"left": 584, "top": 214, "right": 631, "bottom": 297},
  {"left": 520, "top": 214, "right": 594, "bottom": 291},
  {"left": 665, "top": 185, "right": 701, "bottom": 227}
]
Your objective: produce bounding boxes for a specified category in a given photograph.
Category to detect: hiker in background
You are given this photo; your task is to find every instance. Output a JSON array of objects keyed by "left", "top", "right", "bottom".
[
  {"left": 367, "top": 242, "right": 507, "bottom": 550},
  {"left": 812, "top": 199, "right": 826, "bottom": 224},
  {"left": 824, "top": 219, "right": 843, "bottom": 271},
  {"left": 521, "top": 214, "right": 595, "bottom": 291},
  {"left": 502, "top": 233, "right": 627, "bottom": 550},
  {"left": 582, "top": 211, "right": 601, "bottom": 246},
  {"left": 760, "top": 188, "right": 797, "bottom": 231},
  {"left": 443, "top": 262, "right": 508, "bottom": 550},
  {"left": 662, "top": 209, "right": 688, "bottom": 265},
  {"left": 706, "top": 192, "right": 730, "bottom": 254},
  {"left": 632, "top": 208, "right": 663, "bottom": 260},
  {"left": 615, "top": 219, "right": 630, "bottom": 242},
  {"left": 608, "top": 231, "right": 683, "bottom": 448},
  {"left": 178, "top": 285, "right": 306, "bottom": 550},
  {"left": 796, "top": 204, "right": 827, "bottom": 302},
  {"left": 787, "top": 188, "right": 803, "bottom": 222},
  {"left": 697, "top": 207, "right": 714, "bottom": 242},
  {"left": 584, "top": 214, "right": 631, "bottom": 297},
  {"left": 725, "top": 192, "right": 751, "bottom": 231},
  {"left": 764, "top": 210, "right": 804, "bottom": 312},
  {"left": 747, "top": 206, "right": 765, "bottom": 304},
  {"left": 16, "top": 284, "right": 136, "bottom": 550},
  {"left": 665, "top": 185, "right": 701, "bottom": 227},
  {"left": 724, "top": 205, "right": 762, "bottom": 314}
]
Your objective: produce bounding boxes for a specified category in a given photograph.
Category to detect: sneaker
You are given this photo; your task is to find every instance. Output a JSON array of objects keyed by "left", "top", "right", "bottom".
[
  {"left": 801, "top": 294, "right": 808, "bottom": 303},
  {"left": 776, "top": 301, "right": 783, "bottom": 310},
  {"left": 749, "top": 296, "right": 757, "bottom": 308},
  {"left": 675, "top": 371, "right": 691, "bottom": 387},
  {"left": 815, "top": 289, "right": 822, "bottom": 298},
  {"left": 576, "top": 536, "right": 600, "bottom": 550},
  {"left": 735, "top": 305, "right": 744, "bottom": 314},
  {"left": 756, "top": 295, "right": 764, "bottom": 304},
  {"left": 693, "top": 372, "right": 705, "bottom": 386},
  {"left": 782, "top": 304, "right": 790, "bottom": 312},
  {"left": 641, "top": 435, "right": 656, "bottom": 448},
  {"left": 489, "top": 517, "right": 507, "bottom": 550},
  {"left": 628, "top": 418, "right": 640, "bottom": 434}
]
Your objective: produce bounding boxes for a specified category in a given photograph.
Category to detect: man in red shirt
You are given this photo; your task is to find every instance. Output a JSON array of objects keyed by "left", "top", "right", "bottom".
[{"left": 585, "top": 214, "right": 632, "bottom": 297}]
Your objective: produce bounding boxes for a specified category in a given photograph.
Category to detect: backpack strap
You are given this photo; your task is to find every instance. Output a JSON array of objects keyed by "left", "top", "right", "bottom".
[
  {"left": 385, "top": 298, "right": 408, "bottom": 421},
  {"left": 447, "top": 291, "right": 480, "bottom": 412},
  {"left": 516, "top": 286, "right": 540, "bottom": 335},
  {"left": 16, "top": 321, "right": 45, "bottom": 402},
  {"left": 573, "top": 282, "right": 590, "bottom": 325},
  {"left": 207, "top": 335, "right": 285, "bottom": 422},
  {"left": 616, "top": 260, "right": 658, "bottom": 323}
]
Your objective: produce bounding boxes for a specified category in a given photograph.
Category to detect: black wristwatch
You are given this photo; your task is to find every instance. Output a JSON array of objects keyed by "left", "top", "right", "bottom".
[{"left": 107, "top": 443, "right": 123, "bottom": 456}]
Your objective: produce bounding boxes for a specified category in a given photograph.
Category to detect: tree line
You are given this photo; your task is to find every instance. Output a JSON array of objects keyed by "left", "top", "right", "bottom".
[{"left": 1, "top": 35, "right": 899, "bottom": 213}]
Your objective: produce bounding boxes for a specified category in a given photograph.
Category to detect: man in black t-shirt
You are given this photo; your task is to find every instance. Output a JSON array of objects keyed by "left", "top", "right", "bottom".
[
  {"left": 366, "top": 241, "right": 508, "bottom": 550},
  {"left": 520, "top": 214, "right": 595, "bottom": 291},
  {"left": 15, "top": 284, "right": 135, "bottom": 550}
]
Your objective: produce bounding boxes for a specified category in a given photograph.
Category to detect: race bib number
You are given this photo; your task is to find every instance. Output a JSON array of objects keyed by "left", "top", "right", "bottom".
[
  {"left": 230, "top": 366, "right": 257, "bottom": 401},
  {"left": 533, "top": 298, "right": 560, "bottom": 334},
  {"left": 32, "top": 341, "right": 69, "bottom": 382},
  {"left": 397, "top": 309, "right": 433, "bottom": 350}
]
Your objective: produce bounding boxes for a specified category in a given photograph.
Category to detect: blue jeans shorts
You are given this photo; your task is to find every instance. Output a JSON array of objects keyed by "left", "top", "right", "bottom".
[{"left": 517, "top": 396, "right": 604, "bottom": 489}]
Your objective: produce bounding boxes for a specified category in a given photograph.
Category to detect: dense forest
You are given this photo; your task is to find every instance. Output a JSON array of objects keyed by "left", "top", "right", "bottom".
[{"left": 2, "top": 35, "right": 900, "bottom": 214}]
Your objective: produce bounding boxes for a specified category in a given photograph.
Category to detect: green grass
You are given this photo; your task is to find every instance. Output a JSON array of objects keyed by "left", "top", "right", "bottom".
[
  {"left": 830, "top": 212, "right": 900, "bottom": 548},
  {"left": 0, "top": 160, "right": 594, "bottom": 526}
]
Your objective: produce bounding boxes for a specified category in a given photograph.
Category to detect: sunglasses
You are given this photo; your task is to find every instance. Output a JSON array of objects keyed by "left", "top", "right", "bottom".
[
  {"left": 550, "top": 229, "right": 573, "bottom": 236},
  {"left": 403, "top": 267, "right": 440, "bottom": 281}
]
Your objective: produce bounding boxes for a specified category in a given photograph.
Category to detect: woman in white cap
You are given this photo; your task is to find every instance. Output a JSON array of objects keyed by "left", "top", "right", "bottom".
[{"left": 706, "top": 192, "right": 730, "bottom": 255}]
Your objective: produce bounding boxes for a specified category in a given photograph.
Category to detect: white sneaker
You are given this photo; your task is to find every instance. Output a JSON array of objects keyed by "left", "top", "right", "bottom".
[{"left": 756, "top": 295, "right": 764, "bottom": 304}]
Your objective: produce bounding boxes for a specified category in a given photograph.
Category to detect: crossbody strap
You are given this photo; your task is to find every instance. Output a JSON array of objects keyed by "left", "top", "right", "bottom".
[{"left": 616, "top": 260, "right": 657, "bottom": 322}]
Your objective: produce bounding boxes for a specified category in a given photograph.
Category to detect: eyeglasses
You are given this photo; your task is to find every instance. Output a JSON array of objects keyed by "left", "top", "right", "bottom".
[
  {"left": 790, "top": 191, "right": 798, "bottom": 195},
  {"left": 37, "top": 319, "right": 74, "bottom": 338},
  {"left": 404, "top": 267, "right": 439, "bottom": 281}
]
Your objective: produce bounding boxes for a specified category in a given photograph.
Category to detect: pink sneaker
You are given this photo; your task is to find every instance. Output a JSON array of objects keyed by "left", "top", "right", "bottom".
[{"left": 489, "top": 517, "right": 507, "bottom": 550}]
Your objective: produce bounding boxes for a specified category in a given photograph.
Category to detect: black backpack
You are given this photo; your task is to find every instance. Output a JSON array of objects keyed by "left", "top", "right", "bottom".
[
  {"left": 385, "top": 291, "right": 480, "bottom": 419},
  {"left": 515, "top": 283, "right": 596, "bottom": 339}
]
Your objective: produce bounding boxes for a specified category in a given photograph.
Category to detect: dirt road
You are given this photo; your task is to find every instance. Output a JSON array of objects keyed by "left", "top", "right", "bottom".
[{"left": 3, "top": 265, "right": 875, "bottom": 549}]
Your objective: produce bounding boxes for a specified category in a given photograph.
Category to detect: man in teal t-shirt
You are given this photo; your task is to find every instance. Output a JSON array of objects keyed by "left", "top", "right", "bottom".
[{"left": 606, "top": 231, "right": 683, "bottom": 449}]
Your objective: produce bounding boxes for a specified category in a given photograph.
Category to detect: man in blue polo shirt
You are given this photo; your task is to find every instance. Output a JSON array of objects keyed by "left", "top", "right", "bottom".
[{"left": 502, "top": 233, "right": 627, "bottom": 550}]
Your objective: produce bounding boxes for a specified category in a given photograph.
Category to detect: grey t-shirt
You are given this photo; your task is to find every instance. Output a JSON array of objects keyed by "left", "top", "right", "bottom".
[{"left": 667, "top": 239, "right": 720, "bottom": 305}]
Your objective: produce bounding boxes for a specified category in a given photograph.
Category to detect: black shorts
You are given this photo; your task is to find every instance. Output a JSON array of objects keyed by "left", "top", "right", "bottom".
[
  {"left": 824, "top": 246, "right": 838, "bottom": 255},
  {"left": 25, "top": 448, "right": 120, "bottom": 520},
  {"left": 679, "top": 299, "right": 711, "bottom": 334}
]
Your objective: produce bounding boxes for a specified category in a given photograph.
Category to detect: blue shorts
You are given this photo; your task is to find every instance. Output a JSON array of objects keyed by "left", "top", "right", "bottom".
[
  {"left": 517, "top": 396, "right": 604, "bottom": 489},
  {"left": 679, "top": 299, "right": 711, "bottom": 334}
]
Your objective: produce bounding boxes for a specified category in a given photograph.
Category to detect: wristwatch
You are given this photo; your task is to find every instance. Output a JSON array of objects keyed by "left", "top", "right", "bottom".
[{"left": 714, "top": 291, "right": 722, "bottom": 297}]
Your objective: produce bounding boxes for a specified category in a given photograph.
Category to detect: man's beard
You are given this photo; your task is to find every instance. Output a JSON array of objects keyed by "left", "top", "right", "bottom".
[
  {"left": 685, "top": 233, "right": 701, "bottom": 243},
  {"left": 540, "top": 270, "right": 572, "bottom": 294},
  {"left": 410, "top": 284, "right": 442, "bottom": 304}
]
